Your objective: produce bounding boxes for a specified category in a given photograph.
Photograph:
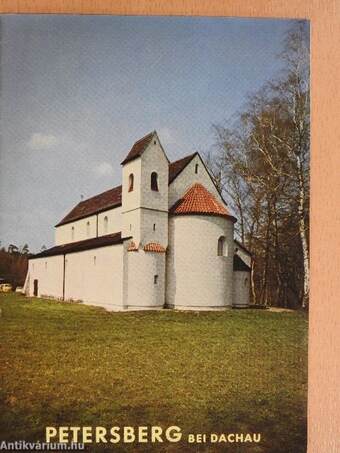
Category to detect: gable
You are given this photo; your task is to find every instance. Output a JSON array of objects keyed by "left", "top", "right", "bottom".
[{"left": 168, "top": 153, "right": 230, "bottom": 211}]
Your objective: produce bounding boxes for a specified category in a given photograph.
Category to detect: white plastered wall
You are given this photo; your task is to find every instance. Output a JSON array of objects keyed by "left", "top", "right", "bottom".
[
  {"left": 233, "top": 271, "right": 250, "bottom": 307},
  {"left": 124, "top": 249, "right": 166, "bottom": 309},
  {"left": 64, "top": 244, "right": 124, "bottom": 311},
  {"left": 166, "top": 214, "right": 234, "bottom": 309},
  {"left": 55, "top": 214, "right": 97, "bottom": 245},
  {"left": 28, "top": 256, "right": 64, "bottom": 299},
  {"left": 97, "top": 206, "right": 122, "bottom": 236},
  {"left": 168, "top": 154, "right": 225, "bottom": 209},
  {"left": 140, "top": 209, "right": 168, "bottom": 247},
  {"left": 140, "top": 136, "right": 169, "bottom": 211}
]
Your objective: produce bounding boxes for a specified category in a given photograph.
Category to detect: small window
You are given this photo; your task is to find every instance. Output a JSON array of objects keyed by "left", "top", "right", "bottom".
[
  {"left": 154, "top": 140, "right": 157, "bottom": 145},
  {"left": 45, "top": 261, "right": 47, "bottom": 269},
  {"left": 93, "top": 256, "right": 96, "bottom": 265},
  {"left": 86, "top": 221, "right": 90, "bottom": 237},
  {"left": 217, "top": 236, "right": 228, "bottom": 256},
  {"left": 244, "top": 277, "right": 248, "bottom": 287},
  {"left": 129, "top": 224, "right": 132, "bottom": 231},
  {"left": 71, "top": 226, "right": 75, "bottom": 241},
  {"left": 128, "top": 173, "right": 134, "bottom": 192},
  {"left": 195, "top": 163, "right": 199, "bottom": 174},
  {"left": 153, "top": 223, "right": 156, "bottom": 231},
  {"left": 151, "top": 172, "right": 159, "bottom": 191},
  {"left": 154, "top": 275, "right": 158, "bottom": 285},
  {"left": 103, "top": 216, "right": 108, "bottom": 234}
]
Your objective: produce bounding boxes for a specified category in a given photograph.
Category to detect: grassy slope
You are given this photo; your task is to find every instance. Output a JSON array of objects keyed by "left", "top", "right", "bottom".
[{"left": 0, "top": 294, "right": 307, "bottom": 452}]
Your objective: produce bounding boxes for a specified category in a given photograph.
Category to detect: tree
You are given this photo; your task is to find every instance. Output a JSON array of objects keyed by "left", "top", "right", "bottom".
[{"left": 206, "top": 21, "right": 309, "bottom": 308}]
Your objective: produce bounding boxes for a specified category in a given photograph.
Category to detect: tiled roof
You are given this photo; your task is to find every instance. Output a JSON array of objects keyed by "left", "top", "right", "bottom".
[
  {"left": 169, "top": 183, "right": 237, "bottom": 222},
  {"left": 30, "top": 232, "right": 124, "bottom": 259},
  {"left": 127, "top": 241, "right": 138, "bottom": 251},
  {"left": 121, "top": 131, "right": 155, "bottom": 165},
  {"left": 233, "top": 254, "right": 251, "bottom": 272},
  {"left": 143, "top": 242, "right": 167, "bottom": 253},
  {"left": 168, "top": 153, "right": 197, "bottom": 183},
  {"left": 56, "top": 185, "right": 122, "bottom": 227},
  {"left": 56, "top": 152, "right": 196, "bottom": 227}
]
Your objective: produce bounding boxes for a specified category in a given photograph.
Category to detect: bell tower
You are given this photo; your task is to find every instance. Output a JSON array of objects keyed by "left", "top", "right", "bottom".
[
  {"left": 121, "top": 131, "right": 169, "bottom": 310},
  {"left": 121, "top": 131, "right": 169, "bottom": 248}
]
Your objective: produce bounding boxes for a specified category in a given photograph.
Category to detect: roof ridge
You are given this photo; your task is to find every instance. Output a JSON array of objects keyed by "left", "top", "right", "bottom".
[
  {"left": 170, "top": 152, "right": 197, "bottom": 166},
  {"left": 78, "top": 184, "right": 122, "bottom": 204},
  {"left": 121, "top": 131, "right": 156, "bottom": 165}
]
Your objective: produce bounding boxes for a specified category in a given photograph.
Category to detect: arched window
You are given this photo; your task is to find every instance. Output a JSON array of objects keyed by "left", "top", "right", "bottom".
[
  {"left": 151, "top": 172, "right": 159, "bottom": 191},
  {"left": 71, "top": 226, "right": 75, "bottom": 241},
  {"left": 128, "top": 173, "right": 134, "bottom": 192},
  {"left": 217, "top": 236, "right": 228, "bottom": 256},
  {"left": 195, "top": 163, "right": 199, "bottom": 174},
  {"left": 103, "top": 216, "right": 108, "bottom": 234},
  {"left": 86, "top": 221, "right": 90, "bottom": 238}
]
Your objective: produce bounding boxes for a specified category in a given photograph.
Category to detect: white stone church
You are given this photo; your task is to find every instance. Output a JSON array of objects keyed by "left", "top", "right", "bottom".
[{"left": 25, "top": 131, "right": 251, "bottom": 311}]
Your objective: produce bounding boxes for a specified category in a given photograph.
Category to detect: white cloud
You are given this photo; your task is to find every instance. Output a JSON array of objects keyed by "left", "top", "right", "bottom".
[
  {"left": 93, "top": 162, "right": 114, "bottom": 177},
  {"left": 28, "top": 133, "right": 58, "bottom": 150}
]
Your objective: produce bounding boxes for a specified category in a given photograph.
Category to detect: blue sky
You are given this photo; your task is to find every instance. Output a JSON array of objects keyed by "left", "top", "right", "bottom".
[{"left": 0, "top": 15, "right": 302, "bottom": 252}]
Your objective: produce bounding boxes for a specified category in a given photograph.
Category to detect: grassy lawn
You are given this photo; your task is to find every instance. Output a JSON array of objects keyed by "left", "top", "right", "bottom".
[{"left": 0, "top": 293, "right": 307, "bottom": 452}]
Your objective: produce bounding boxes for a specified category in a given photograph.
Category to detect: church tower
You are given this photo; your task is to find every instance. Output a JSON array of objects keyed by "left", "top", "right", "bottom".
[{"left": 121, "top": 131, "right": 169, "bottom": 309}]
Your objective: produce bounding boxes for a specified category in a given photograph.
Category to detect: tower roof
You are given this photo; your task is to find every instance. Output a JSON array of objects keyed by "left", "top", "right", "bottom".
[
  {"left": 170, "top": 183, "right": 237, "bottom": 222},
  {"left": 121, "top": 131, "right": 155, "bottom": 165}
]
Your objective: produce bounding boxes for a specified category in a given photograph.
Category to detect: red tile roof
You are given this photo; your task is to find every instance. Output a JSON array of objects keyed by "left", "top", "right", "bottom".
[
  {"left": 30, "top": 232, "right": 124, "bottom": 259},
  {"left": 143, "top": 242, "right": 166, "bottom": 253},
  {"left": 56, "top": 185, "right": 122, "bottom": 227},
  {"left": 170, "top": 183, "right": 237, "bottom": 222},
  {"left": 127, "top": 241, "right": 138, "bottom": 251},
  {"left": 121, "top": 131, "right": 155, "bottom": 165}
]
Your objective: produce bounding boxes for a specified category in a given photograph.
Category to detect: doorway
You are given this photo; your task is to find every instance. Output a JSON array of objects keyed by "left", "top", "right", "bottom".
[{"left": 33, "top": 279, "right": 38, "bottom": 296}]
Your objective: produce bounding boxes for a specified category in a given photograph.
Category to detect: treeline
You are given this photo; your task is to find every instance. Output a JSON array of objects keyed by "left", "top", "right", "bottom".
[
  {"left": 0, "top": 243, "right": 31, "bottom": 288},
  {"left": 206, "top": 22, "right": 310, "bottom": 308}
]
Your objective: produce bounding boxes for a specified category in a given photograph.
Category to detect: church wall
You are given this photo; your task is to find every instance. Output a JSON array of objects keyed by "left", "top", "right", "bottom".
[
  {"left": 140, "top": 209, "right": 168, "bottom": 247},
  {"left": 168, "top": 154, "right": 225, "bottom": 209},
  {"left": 97, "top": 206, "right": 122, "bottom": 236},
  {"left": 122, "top": 157, "right": 142, "bottom": 213},
  {"left": 55, "top": 214, "right": 97, "bottom": 245},
  {"left": 122, "top": 209, "right": 141, "bottom": 244},
  {"left": 166, "top": 214, "right": 234, "bottom": 309},
  {"left": 28, "top": 256, "right": 64, "bottom": 299},
  {"left": 64, "top": 244, "right": 124, "bottom": 311},
  {"left": 233, "top": 271, "right": 250, "bottom": 307},
  {"left": 55, "top": 206, "right": 123, "bottom": 246},
  {"left": 140, "top": 138, "right": 169, "bottom": 211},
  {"left": 125, "top": 249, "right": 165, "bottom": 309}
]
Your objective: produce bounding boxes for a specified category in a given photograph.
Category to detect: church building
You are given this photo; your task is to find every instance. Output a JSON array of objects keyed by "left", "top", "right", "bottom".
[{"left": 25, "top": 131, "right": 251, "bottom": 310}]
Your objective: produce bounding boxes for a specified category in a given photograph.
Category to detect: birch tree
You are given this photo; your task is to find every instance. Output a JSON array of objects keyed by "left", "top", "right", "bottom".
[{"left": 206, "top": 21, "right": 309, "bottom": 308}]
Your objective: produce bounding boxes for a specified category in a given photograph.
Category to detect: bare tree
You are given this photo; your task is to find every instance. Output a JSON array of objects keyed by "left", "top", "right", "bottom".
[{"left": 206, "top": 21, "right": 309, "bottom": 308}]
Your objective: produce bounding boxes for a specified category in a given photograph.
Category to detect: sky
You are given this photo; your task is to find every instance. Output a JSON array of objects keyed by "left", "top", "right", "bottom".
[{"left": 0, "top": 15, "right": 303, "bottom": 252}]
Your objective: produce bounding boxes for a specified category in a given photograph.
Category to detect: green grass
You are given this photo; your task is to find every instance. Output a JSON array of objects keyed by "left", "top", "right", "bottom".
[{"left": 0, "top": 293, "right": 307, "bottom": 452}]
